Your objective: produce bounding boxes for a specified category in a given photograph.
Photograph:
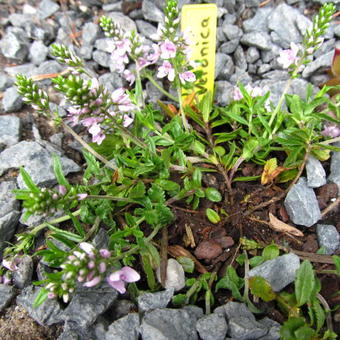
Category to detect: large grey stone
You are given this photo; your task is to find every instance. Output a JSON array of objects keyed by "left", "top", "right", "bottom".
[
  {"left": 106, "top": 313, "right": 140, "bottom": 340},
  {"left": 220, "top": 39, "right": 239, "bottom": 54},
  {"left": 82, "top": 22, "right": 99, "bottom": 46},
  {"left": 93, "top": 50, "right": 111, "bottom": 68},
  {"left": 215, "top": 81, "right": 234, "bottom": 106},
  {"left": 138, "top": 289, "right": 174, "bottom": 312},
  {"left": 196, "top": 313, "right": 228, "bottom": 340},
  {"left": 36, "top": 60, "right": 63, "bottom": 76},
  {"left": 142, "top": 1, "right": 163, "bottom": 23},
  {"left": 38, "top": 0, "right": 60, "bottom": 19},
  {"left": 29, "top": 40, "right": 49, "bottom": 65},
  {"left": 241, "top": 32, "right": 272, "bottom": 51},
  {"left": 306, "top": 156, "right": 326, "bottom": 188},
  {"left": 13, "top": 255, "right": 33, "bottom": 289},
  {"left": 17, "top": 286, "right": 62, "bottom": 326},
  {"left": 222, "top": 24, "right": 243, "bottom": 41},
  {"left": 4, "top": 63, "right": 37, "bottom": 78},
  {"left": 316, "top": 224, "right": 340, "bottom": 255},
  {"left": 246, "top": 47, "right": 260, "bottom": 64},
  {"left": 156, "top": 258, "right": 185, "bottom": 292},
  {"left": 248, "top": 253, "right": 300, "bottom": 292},
  {"left": 141, "top": 308, "right": 199, "bottom": 340},
  {"left": 234, "top": 46, "right": 247, "bottom": 70},
  {"left": 62, "top": 283, "right": 118, "bottom": 328},
  {"left": 0, "top": 115, "right": 20, "bottom": 147},
  {"left": 107, "top": 12, "right": 137, "bottom": 32},
  {"left": 9, "top": 13, "right": 34, "bottom": 27},
  {"left": 136, "top": 20, "right": 157, "bottom": 39},
  {"left": 302, "top": 51, "right": 334, "bottom": 78},
  {"left": 0, "top": 73, "right": 13, "bottom": 91},
  {"left": 268, "top": 4, "right": 302, "bottom": 48},
  {"left": 258, "top": 317, "right": 281, "bottom": 340},
  {"left": 329, "top": 143, "right": 340, "bottom": 191},
  {"left": 2, "top": 87, "right": 23, "bottom": 112},
  {"left": 214, "top": 301, "right": 255, "bottom": 322},
  {"left": 284, "top": 177, "right": 321, "bottom": 227},
  {"left": 95, "top": 38, "right": 116, "bottom": 53},
  {"left": 228, "top": 316, "right": 267, "bottom": 340},
  {"left": 242, "top": 7, "right": 272, "bottom": 32},
  {"left": 0, "top": 141, "right": 80, "bottom": 189},
  {"left": 0, "top": 32, "right": 28, "bottom": 62},
  {"left": 0, "top": 284, "right": 15, "bottom": 312}
]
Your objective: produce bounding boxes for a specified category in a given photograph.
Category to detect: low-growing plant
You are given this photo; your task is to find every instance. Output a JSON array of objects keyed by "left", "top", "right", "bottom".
[{"left": 1, "top": 0, "right": 339, "bottom": 336}]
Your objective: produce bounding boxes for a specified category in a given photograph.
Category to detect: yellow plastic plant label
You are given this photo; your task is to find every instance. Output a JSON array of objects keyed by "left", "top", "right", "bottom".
[{"left": 181, "top": 4, "right": 217, "bottom": 101}]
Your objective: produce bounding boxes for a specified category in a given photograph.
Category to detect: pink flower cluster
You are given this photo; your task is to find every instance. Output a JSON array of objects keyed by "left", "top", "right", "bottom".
[
  {"left": 277, "top": 42, "right": 301, "bottom": 69},
  {"left": 233, "top": 84, "right": 266, "bottom": 101},
  {"left": 321, "top": 124, "right": 340, "bottom": 138},
  {"left": 47, "top": 242, "right": 140, "bottom": 302}
]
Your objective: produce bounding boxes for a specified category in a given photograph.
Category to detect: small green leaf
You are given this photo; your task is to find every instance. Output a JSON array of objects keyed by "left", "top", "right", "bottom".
[
  {"left": 249, "top": 276, "right": 276, "bottom": 302},
  {"left": 295, "top": 260, "right": 315, "bottom": 307},
  {"left": 172, "top": 294, "right": 187, "bottom": 306},
  {"left": 154, "top": 179, "right": 180, "bottom": 192},
  {"left": 294, "top": 325, "right": 315, "bottom": 340},
  {"left": 33, "top": 288, "right": 48, "bottom": 308},
  {"left": 205, "top": 187, "right": 222, "bottom": 202},
  {"left": 52, "top": 154, "right": 70, "bottom": 188},
  {"left": 280, "top": 317, "right": 305, "bottom": 340},
  {"left": 20, "top": 167, "right": 40, "bottom": 193},
  {"left": 206, "top": 208, "right": 220, "bottom": 224},
  {"left": 177, "top": 256, "right": 195, "bottom": 273},
  {"left": 332, "top": 255, "right": 340, "bottom": 275},
  {"left": 311, "top": 297, "right": 326, "bottom": 332},
  {"left": 262, "top": 244, "right": 280, "bottom": 261},
  {"left": 129, "top": 182, "right": 146, "bottom": 198},
  {"left": 47, "top": 224, "right": 83, "bottom": 243}
]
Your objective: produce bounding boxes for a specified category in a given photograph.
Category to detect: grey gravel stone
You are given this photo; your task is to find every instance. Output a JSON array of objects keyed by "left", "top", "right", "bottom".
[
  {"left": 141, "top": 308, "right": 199, "bottom": 340},
  {"left": 99, "top": 72, "right": 124, "bottom": 92},
  {"left": 316, "top": 224, "right": 340, "bottom": 255},
  {"left": 103, "top": 2, "right": 122, "bottom": 12},
  {"left": 17, "top": 286, "right": 62, "bottom": 326},
  {"left": 222, "top": 24, "right": 243, "bottom": 40},
  {"left": 329, "top": 144, "right": 340, "bottom": 191},
  {"left": 229, "top": 67, "right": 252, "bottom": 85},
  {"left": 0, "top": 284, "right": 15, "bottom": 312},
  {"left": 95, "top": 38, "right": 116, "bottom": 53},
  {"left": 106, "top": 313, "right": 140, "bottom": 340},
  {"left": 214, "top": 301, "right": 255, "bottom": 321},
  {"left": 38, "top": 0, "right": 60, "bottom": 19},
  {"left": 82, "top": 22, "right": 99, "bottom": 46},
  {"left": 302, "top": 51, "right": 334, "bottom": 78},
  {"left": 228, "top": 316, "right": 267, "bottom": 340},
  {"left": 306, "top": 156, "right": 326, "bottom": 188},
  {"left": 258, "top": 317, "right": 281, "bottom": 340},
  {"left": 215, "top": 81, "right": 234, "bottom": 106},
  {"left": 142, "top": 0, "right": 163, "bottom": 23},
  {"left": 9, "top": 13, "right": 34, "bottom": 27},
  {"left": 234, "top": 46, "right": 247, "bottom": 70},
  {"left": 284, "top": 177, "right": 321, "bottom": 227},
  {"left": 262, "top": 70, "right": 290, "bottom": 80},
  {"left": 196, "top": 313, "right": 228, "bottom": 340},
  {"left": 246, "top": 47, "right": 260, "bottom": 64},
  {"left": 145, "top": 81, "right": 163, "bottom": 102},
  {"left": 4, "top": 63, "right": 37, "bottom": 78},
  {"left": 220, "top": 39, "right": 239, "bottom": 54},
  {"left": 156, "top": 258, "right": 185, "bottom": 292},
  {"left": 241, "top": 32, "right": 272, "bottom": 50},
  {"left": 107, "top": 12, "right": 137, "bottom": 32},
  {"left": 93, "top": 50, "right": 111, "bottom": 68},
  {"left": 13, "top": 255, "right": 33, "bottom": 289},
  {"left": 0, "top": 32, "right": 28, "bottom": 62},
  {"left": 257, "top": 64, "right": 271, "bottom": 75},
  {"left": 138, "top": 289, "right": 174, "bottom": 313},
  {"left": 0, "top": 141, "right": 80, "bottom": 189},
  {"left": 183, "top": 305, "right": 204, "bottom": 320},
  {"left": 36, "top": 60, "right": 63, "bottom": 77},
  {"left": 136, "top": 20, "right": 157, "bottom": 39},
  {"left": 111, "top": 299, "right": 136, "bottom": 320},
  {"left": 248, "top": 253, "right": 300, "bottom": 292},
  {"left": 79, "top": 45, "right": 93, "bottom": 60},
  {"left": 0, "top": 115, "right": 20, "bottom": 147},
  {"left": 0, "top": 181, "right": 20, "bottom": 251},
  {"left": 29, "top": 40, "right": 49, "bottom": 65},
  {"left": 242, "top": 7, "right": 272, "bottom": 32},
  {"left": 0, "top": 73, "right": 14, "bottom": 91},
  {"left": 335, "top": 24, "right": 340, "bottom": 38},
  {"left": 2, "top": 86, "right": 23, "bottom": 112},
  {"left": 62, "top": 283, "right": 118, "bottom": 329},
  {"left": 223, "top": 13, "right": 237, "bottom": 25},
  {"left": 261, "top": 44, "right": 281, "bottom": 63},
  {"left": 268, "top": 4, "right": 302, "bottom": 48}
]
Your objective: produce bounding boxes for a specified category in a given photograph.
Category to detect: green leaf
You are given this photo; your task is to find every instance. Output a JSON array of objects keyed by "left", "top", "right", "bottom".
[
  {"left": 130, "top": 182, "right": 146, "bottom": 198},
  {"left": 177, "top": 256, "right": 195, "bottom": 273},
  {"left": 294, "top": 326, "right": 315, "bottom": 340},
  {"left": 295, "top": 260, "right": 315, "bottom": 307},
  {"left": 154, "top": 179, "right": 180, "bottom": 192},
  {"left": 172, "top": 294, "right": 187, "bottom": 306},
  {"left": 249, "top": 256, "right": 264, "bottom": 267},
  {"left": 242, "top": 138, "right": 259, "bottom": 160},
  {"left": 249, "top": 276, "right": 276, "bottom": 302},
  {"left": 200, "top": 91, "right": 213, "bottom": 123},
  {"left": 33, "top": 288, "right": 48, "bottom": 308},
  {"left": 262, "top": 244, "right": 280, "bottom": 261},
  {"left": 311, "top": 297, "right": 326, "bottom": 332},
  {"left": 206, "top": 208, "right": 220, "bottom": 224},
  {"left": 205, "top": 187, "right": 222, "bottom": 202},
  {"left": 47, "top": 224, "right": 83, "bottom": 243},
  {"left": 215, "top": 266, "right": 244, "bottom": 301},
  {"left": 19, "top": 167, "right": 40, "bottom": 193},
  {"left": 141, "top": 253, "right": 157, "bottom": 290},
  {"left": 332, "top": 255, "right": 340, "bottom": 275},
  {"left": 52, "top": 154, "right": 70, "bottom": 188},
  {"left": 280, "top": 317, "right": 306, "bottom": 340}
]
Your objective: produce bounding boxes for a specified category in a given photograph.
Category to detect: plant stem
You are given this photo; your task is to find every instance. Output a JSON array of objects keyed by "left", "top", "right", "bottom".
[
  {"left": 86, "top": 195, "right": 132, "bottom": 202},
  {"left": 177, "top": 86, "right": 190, "bottom": 132},
  {"left": 144, "top": 73, "right": 179, "bottom": 102}
]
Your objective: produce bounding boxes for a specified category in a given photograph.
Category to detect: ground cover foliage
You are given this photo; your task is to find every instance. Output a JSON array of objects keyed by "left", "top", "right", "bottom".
[{"left": 1, "top": 1, "right": 340, "bottom": 339}]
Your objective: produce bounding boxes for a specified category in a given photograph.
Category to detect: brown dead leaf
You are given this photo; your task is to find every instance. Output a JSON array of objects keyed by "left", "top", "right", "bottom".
[
  {"left": 32, "top": 70, "right": 69, "bottom": 81},
  {"left": 269, "top": 213, "right": 304, "bottom": 237},
  {"left": 183, "top": 91, "right": 197, "bottom": 107}
]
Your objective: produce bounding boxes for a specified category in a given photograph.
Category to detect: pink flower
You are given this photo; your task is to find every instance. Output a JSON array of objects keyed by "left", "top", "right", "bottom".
[
  {"left": 84, "top": 276, "right": 102, "bottom": 287},
  {"left": 99, "top": 262, "right": 106, "bottom": 273},
  {"left": 79, "top": 242, "right": 95, "bottom": 255},
  {"left": 179, "top": 71, "right": 196, "bottom": 83},
  {"left": 157, "top": 61, "right": 175, "bottom": 82},
  {"left": 114, "top": 39, "right": 131, "bottom": 56},
  {"left": 123, "top": 115, "right": 134, "bottom": 127},
  {"left": 160, "top": 39, "right": 177, "bottom": 59},
  {"left": 48, "top": 292, "right": 56, "bottom": 299},
  {"left": 57, "top": 185, "right": 67, "bottom": 195},
  {"left": 99, "top": 249, "right": 111, "bottom": 258},
  {"left": 77, "top": 193, "right": 88, "bottom": 200},
  {"left": 2, "top": 257, "right": 20, "bottom": 271},
  {"left": 111, "top": 88, "right": 135, "bottom": 112},
  {"left": 148, "top": 44, "right": 161, "bottom": 64},
  {"left": 321, "top": 124, "right": 340, "bottom": 138},
  {"left": 123, "top": 69, "right": 135, "bottom": 85},
  {"left": 88, "top": 123, "right": 105, "bottom": 145},
  {"left": 233, "top": 87, "right": 244, "bottom": 101},
  {"left": 277, "top": 42, "right": 300, "bottom": 69},
  {"left": 107, "top": 266, "right": 140, "bottom": 294}
]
